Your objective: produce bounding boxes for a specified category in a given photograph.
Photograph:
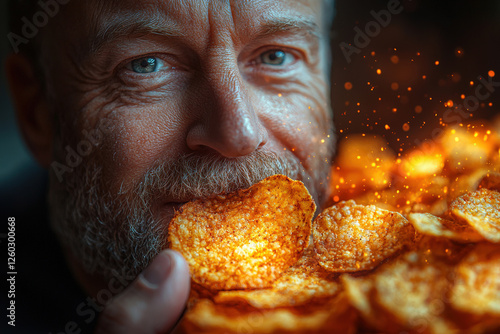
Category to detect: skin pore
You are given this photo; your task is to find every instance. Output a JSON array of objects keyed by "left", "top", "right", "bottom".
[{"left": 21, "top": 0, "right": 335, "bottom": 296}]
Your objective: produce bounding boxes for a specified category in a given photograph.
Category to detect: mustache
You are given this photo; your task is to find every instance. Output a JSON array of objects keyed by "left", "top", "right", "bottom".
[
  {"left": 133, "top": 150, "right": 303, "bottom": 203},
  {"left": 49, "top": 149, "right": 307, "bottom": 279}
]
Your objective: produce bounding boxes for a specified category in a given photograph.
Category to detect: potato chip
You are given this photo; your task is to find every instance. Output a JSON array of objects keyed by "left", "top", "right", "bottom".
[
  {"left": 372, "top": 251, "right": 458, "bottom": 334},
  {"left": 450, "top": 243, "right": 500, "bottom": 316},
  {"left": 408, "top": 212, "right": 484, "bottom": 243},
  {"left": 344, "top": 251, "right": 459, "bottom": 334},
  {"left": 178, "top": 293, "right": 357, "bottom": 334},
  {"left": 168, "top": 175, "right": 315, "bottom": 290},
  {"left": 450, "top": 189, "right": 500, "bottom": 243},
  {"left": 313, "top": 201, "right": 415, "bottom": 272},
  {"left": 214, "top": 247, "right": 340, "bottom": 308}
]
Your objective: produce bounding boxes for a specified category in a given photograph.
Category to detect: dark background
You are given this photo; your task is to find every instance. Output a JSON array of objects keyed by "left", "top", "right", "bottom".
[
  {"left": 331, "top": 0, "right": 500, "bottom": 151},
  {"left": 1, "top": 0, "right": 499, "bottom": 179}
]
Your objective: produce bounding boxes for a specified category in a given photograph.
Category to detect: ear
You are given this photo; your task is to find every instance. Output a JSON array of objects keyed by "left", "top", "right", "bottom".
[{"left": 5, "top": 53, "right": 53, "bottom": 168}]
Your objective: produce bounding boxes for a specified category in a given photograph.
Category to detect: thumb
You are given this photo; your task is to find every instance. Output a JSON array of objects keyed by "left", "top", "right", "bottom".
[{"left": 95, "top": 250, "right": 190, "bottom": 334}]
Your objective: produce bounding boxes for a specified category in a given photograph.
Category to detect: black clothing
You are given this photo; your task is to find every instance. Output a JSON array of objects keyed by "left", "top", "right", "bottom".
[{"left": 1, "top": 161, "right": 97, "bottom": 334}]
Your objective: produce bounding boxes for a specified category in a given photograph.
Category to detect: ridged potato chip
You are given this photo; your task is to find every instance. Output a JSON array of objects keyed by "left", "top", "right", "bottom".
[
  {"left": 450, "top": 189, "right": 500, "bottom": 243},
  {"left": 313, "top": 201, "right": 415, "bottom": 272},
  {"left": 214, "top": 246, "right": 340, "bottom": 308},
  {"left": 408, "top": 212, "right": 483, "bottom": 243},
  {"left": 168, "top": 175, "right": 315, "bottom": 290}
]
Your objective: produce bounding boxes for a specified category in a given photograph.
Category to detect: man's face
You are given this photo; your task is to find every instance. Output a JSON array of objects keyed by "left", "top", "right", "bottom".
[{"left": 45, "top": 0, "right": 334, "bottom": 287}]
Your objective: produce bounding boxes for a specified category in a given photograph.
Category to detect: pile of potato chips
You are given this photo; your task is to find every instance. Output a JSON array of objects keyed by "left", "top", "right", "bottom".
[{"left": 171, "top": 123, "right": 500, "bottom": 334}]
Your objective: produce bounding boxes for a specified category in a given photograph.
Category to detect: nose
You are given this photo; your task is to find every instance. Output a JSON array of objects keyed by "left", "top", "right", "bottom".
[{"left": 186, "top": 60, "right": 268, "bottom": 158}]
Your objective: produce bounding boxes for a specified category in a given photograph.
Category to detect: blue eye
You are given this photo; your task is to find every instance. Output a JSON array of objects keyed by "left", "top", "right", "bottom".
[
  {"left": 260, "top": 50, "right": 287, "bottom": 65},
  {"left": 131, "top": 57, "right": 158, "bottom": 73}
]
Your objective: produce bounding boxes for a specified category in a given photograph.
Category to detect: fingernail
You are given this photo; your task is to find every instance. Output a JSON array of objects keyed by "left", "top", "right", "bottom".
[{"left": 140, "top": 250, "right": 173, "bottom": 289}]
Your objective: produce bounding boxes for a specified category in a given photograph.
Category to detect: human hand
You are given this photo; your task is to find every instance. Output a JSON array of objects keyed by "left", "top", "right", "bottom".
[{"left": 95, "top": 250, "right": 190, "bottom": 334}]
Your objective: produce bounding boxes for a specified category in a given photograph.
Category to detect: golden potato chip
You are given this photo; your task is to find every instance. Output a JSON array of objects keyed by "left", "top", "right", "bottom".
[
  {"left": 450, "top": 243, "right": 500, "bottom": 316},
  {"left": 344, "top": 251, "right": 459, "bottom": 334},
  {"left": 372, "top": 251, "right": 458, "bottom": 334},
  {"left": 168, "top": 175, "right": 315, "bottom": 290},
  {"left": 178, "top": 293, "right": 357, "bottom": 334},
  {"left": 214, "top": 247, "right": 340, "bottom": 308},
  {"left": 313, "top": 201, "right": 415, "bottom": 272},
  {"left": 408, "top": 212, "right": 483, "bottom": 243},
  {"left": 450, "top": 189, "right": 500, "bottom": 243}
]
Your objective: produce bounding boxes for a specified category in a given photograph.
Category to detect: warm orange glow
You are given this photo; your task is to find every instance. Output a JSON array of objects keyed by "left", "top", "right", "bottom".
[
  {"left": 376, "top": 69, "right": 382, "bottom": 75},
  {"left": 446, "top": 100, "right": 454, "bottom": 107},
  {"left": 390, "top": 55, "right": 399, "bottom": 64},
  {"left": 488, "top": 70, "right": 495, "bottom": 77},
  {"left": 435, "top": 61, "right": 440, "bottom": 65},
  {"left": 400, "top": 151, "right": 445, "bottom": 178},
  {"left": 344, "top": 82, "right": 353, "bottom": 90},
  {"left": 402, "top": 123, "right": 410, "bottom": 132}
]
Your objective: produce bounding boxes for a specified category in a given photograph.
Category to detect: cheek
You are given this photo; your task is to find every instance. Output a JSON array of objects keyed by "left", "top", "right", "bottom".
[
  {"left": 264, "top": 86, "right": 334, "bottom": 174},
  {"left": 93, "top": 104, "right": 187, "bottom": 191}
]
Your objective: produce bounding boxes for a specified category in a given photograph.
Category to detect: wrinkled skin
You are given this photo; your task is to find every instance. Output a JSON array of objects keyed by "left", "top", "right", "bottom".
[{"left": 8, "top": 0, "right": 334, "bottom": 332}]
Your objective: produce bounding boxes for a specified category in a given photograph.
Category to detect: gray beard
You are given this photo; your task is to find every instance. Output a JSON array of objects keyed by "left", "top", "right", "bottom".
[{"left": 48, "top": 150, "right": 309, "bottom": 281}]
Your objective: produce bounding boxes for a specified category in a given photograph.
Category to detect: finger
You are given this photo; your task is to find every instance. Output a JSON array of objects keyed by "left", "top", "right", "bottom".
[{"left": 95, "top": 250, "right": 190, "bottom": 334}]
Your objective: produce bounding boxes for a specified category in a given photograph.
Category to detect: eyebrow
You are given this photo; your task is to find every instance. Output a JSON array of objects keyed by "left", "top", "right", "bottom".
[
  {"left": 84, "top": 12, "right": 185, "bottom": 59},
  {"left": 82, "top": 12, "right": 320, "bottom": 61},
  {"left": 256, "top": 17, "right": 320, "bottom": 40}
]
